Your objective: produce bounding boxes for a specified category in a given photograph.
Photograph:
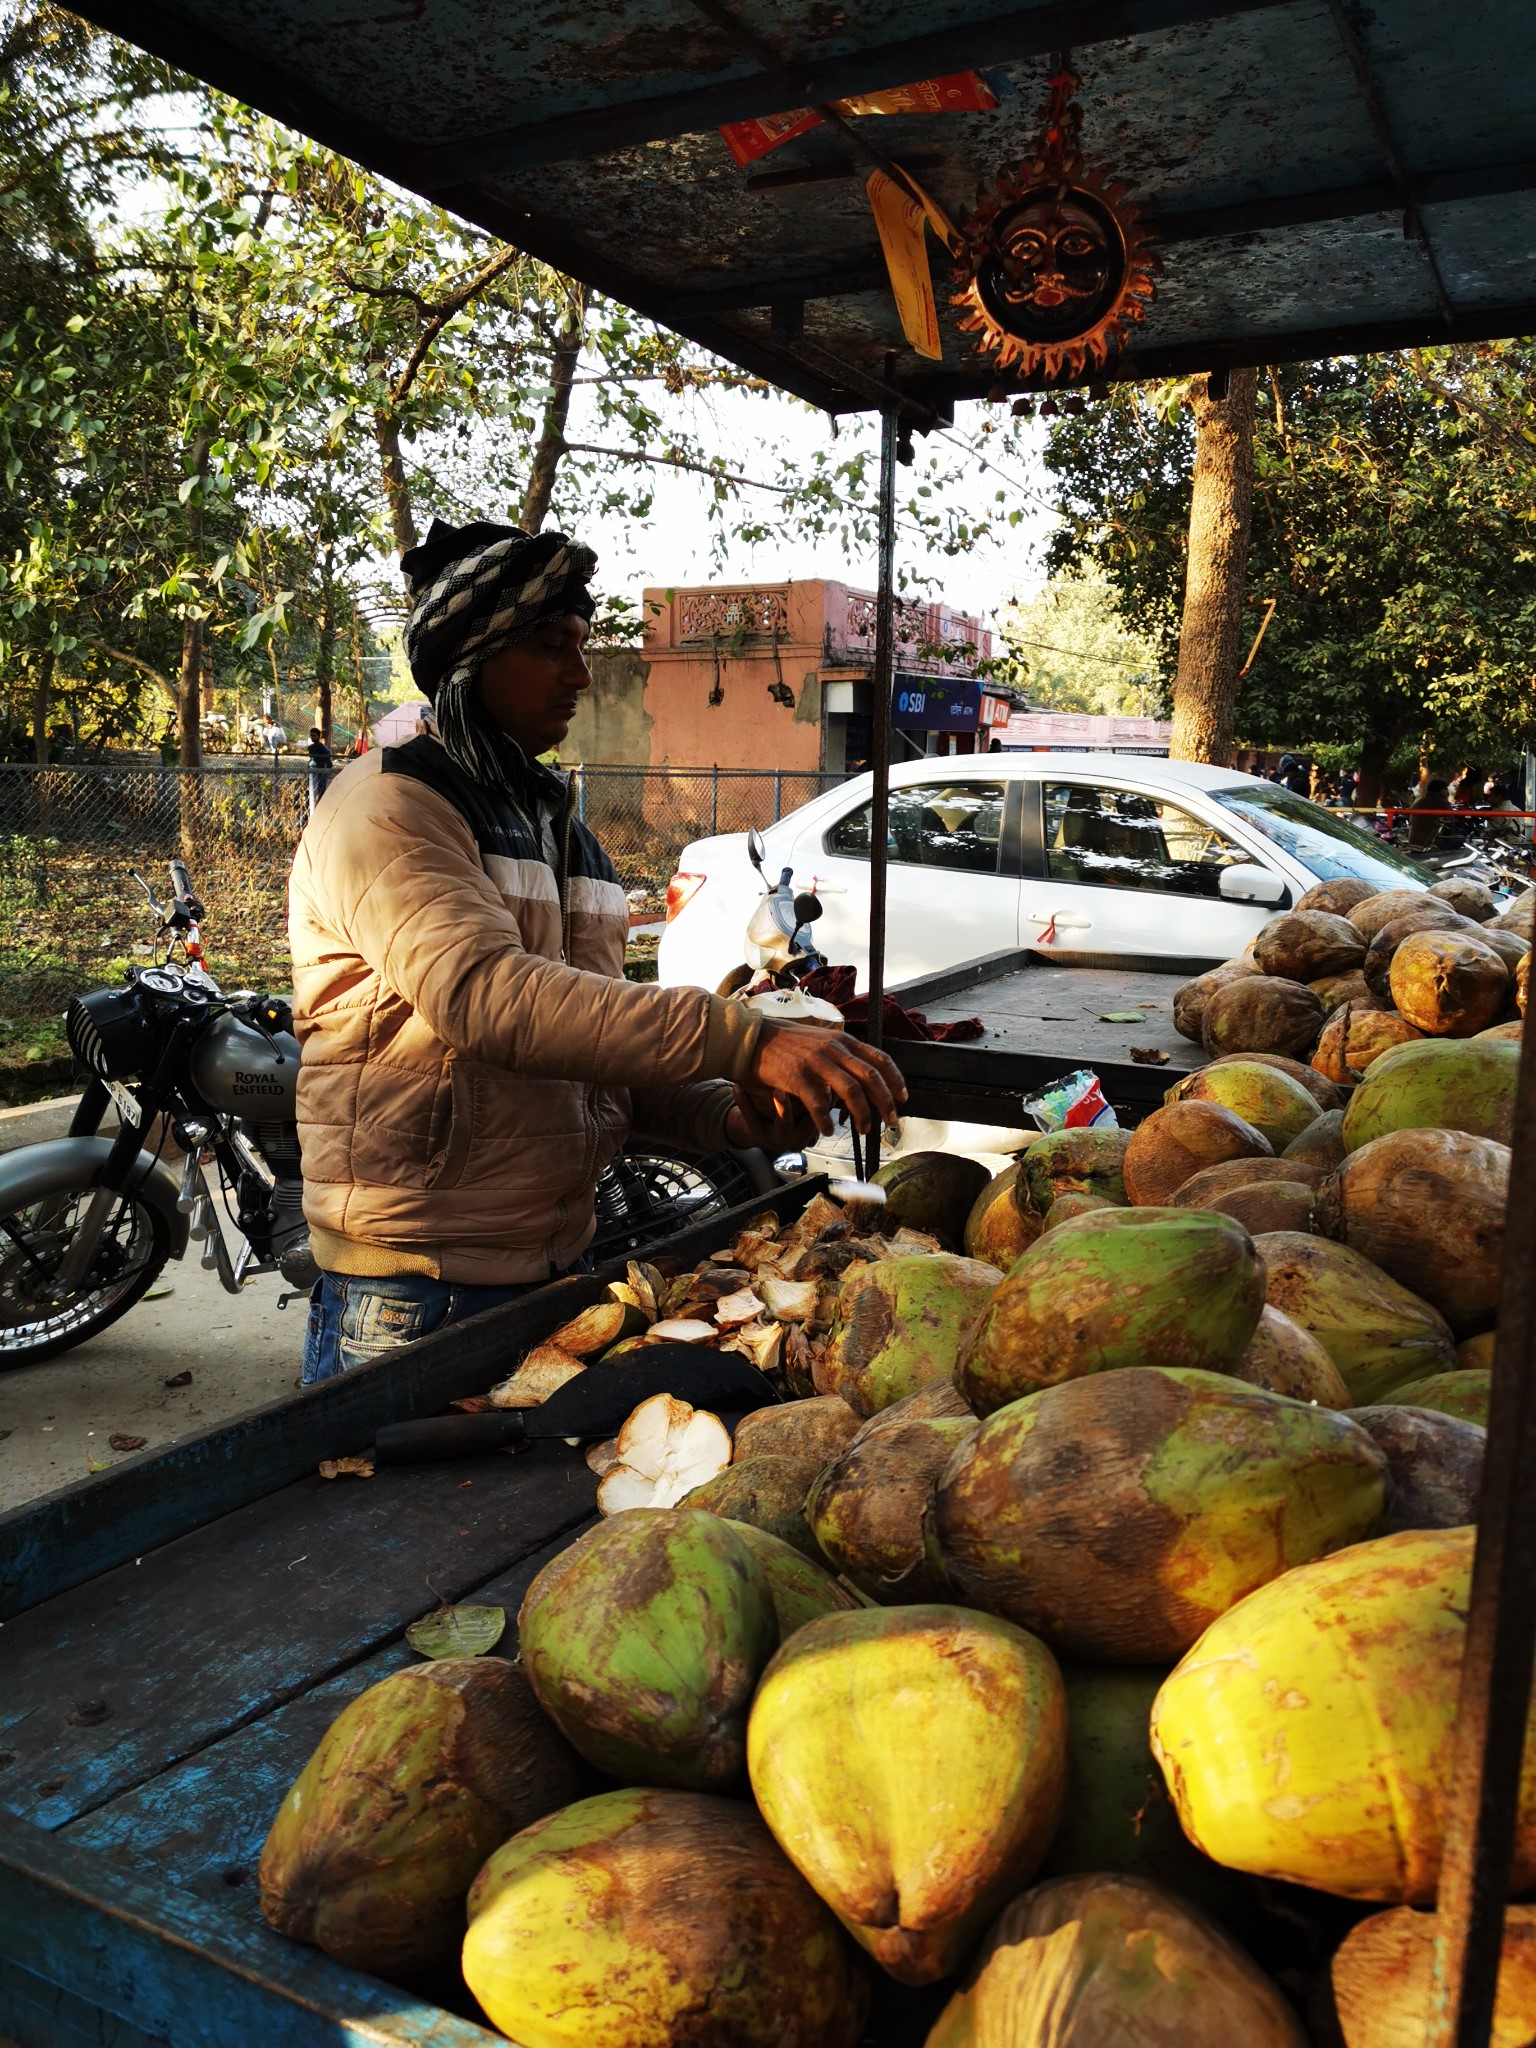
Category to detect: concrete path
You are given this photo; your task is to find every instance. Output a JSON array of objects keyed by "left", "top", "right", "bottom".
[{"left": 0, "top": 1096, "right": 301, "bottom": 1513}]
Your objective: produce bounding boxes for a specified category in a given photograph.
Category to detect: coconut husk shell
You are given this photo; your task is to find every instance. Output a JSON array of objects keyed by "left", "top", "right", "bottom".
[
  {"left": 1490, "top": 889, "right": 1535, "bottom": 936},
  {"left": 1231, "top": 1304, "right": 1351, "bottom": 1406},
  {"left": 927, "top": 1874, "right": 1308, "bottom": 2048},
  {"left": 807, "top": 1414, "right": 977, "bottom": 1602},
  {"left": 1299, "top": 879, "right": 1380, "bottom": 916},
  {"left": 1018, "top": 1127, "right": 1132, "bottom": 1214},
  {"left": 1429, "top": 876, "right": 1498, "bottom": 922},
  {"left": 860, "top": 1379, "right": 977, "bottom": 1426},
  {"left": 1203, "top": 1179, "right": 1317, "bottom": 1236},
  {"left": 1348, "top": 889, "right": 1438, "bottom": 940},
  {"left": 1323, "top": 1901, "right": 1536, "bottom": 2048},
  {"left": 733, "top": 1395, "right": 861, "bottom": 1468},
  {"left": 1317, "top": 1127, "right": 1508, "bottom": 1335},
  {"left": 1173, "top": 959, "right": 1260, "bottom": 1043},
  {"left": 1476, "top": 926, "right": 1530, "bottom": 975},
  {"left": 1311, "top": 1001, "right": 1423, "bottom": 1086},
  {"left": 1123, "top": 1099, "right": 1273, "bottom": 1206},
  {"left": 1255, "top": 1229, "right": 1457, "bottom": 1403},
  {"left": 1202, "top": 976, "right": 1326, "bottom": 1058},
  {"left": 963, "top": 1161, "right": 1041, "bottom": 1268},
  {"left": 1340, "top": 1035, "right": 1520, "bottom": 1149},
  {"left": 724, "top": 1522, "right": 861, "bottom": 1637},
  {"left": 1389, "top": 1368, "right": 1491, "bottom": 1428},
  {"left": 1361, "top": 907, "right": 1474, "bottom": 1001},
  {"left": 1171, "top": 1157, "right": 1326, "bottom": 1206},
  {"left": 1164, "top": 1059, "right": 1325, "bottom": 1151},
  {"left": 1284, "top": 1108, "right": 1348, "bottom": 1172},
  {"left": 1388, "top": 928, "right": 1510, "bottom": 1037},
  {"left": 679, "top": 1456, "right": 826, "bottom": 1559},
  {"left": 1311, "top": 968, "right": 1375, "bottom": 1014},
  {"left": 873, "top": 1150, "right": 992, "bottom": 1251},
  {"left": 1254, "top": 910, "right": 1366, "bottom": 981},
  {"left": 1521, "top": 951, "right": 1530, "bottom": 1015},
  {"left": 817, "top": 1253, "right": 1001, "bottom": 1417},
  {"left": 1208, "top": 1049, "right": 1343, "bottom": 1111},
  {"left": 1345, "top": 1405, "right": 1484, "bottom": 1533},
  {"left": 1479, "top": 1018, "right": 1523, "bottom": 1042},
  {"left": 1041, "top": 1190, "right": 1117, "bottom": 1231},
  {"left": 1458, "top": 1330, "right": 1496, "bottom": 1372},
  {"left": 934, "top": 1366, "right": 1388, "bottom": 1662}
]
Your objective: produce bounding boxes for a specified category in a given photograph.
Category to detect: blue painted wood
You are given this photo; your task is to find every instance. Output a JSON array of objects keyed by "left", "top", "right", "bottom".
[
  {"left": 0, "top": 1812, "right": 501, "bottom": 2047},
  {"left": 0, "top": 1179, "right": 819, "bottom": 1623}
]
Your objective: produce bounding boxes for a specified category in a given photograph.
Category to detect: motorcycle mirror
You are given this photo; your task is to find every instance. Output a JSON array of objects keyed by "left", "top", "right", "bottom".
[
  {"left": 746, "top": 827, "right": 767, "bottom": 874},
  {"left": 792, "top": 891, "right": 822, "bottom": 925}
]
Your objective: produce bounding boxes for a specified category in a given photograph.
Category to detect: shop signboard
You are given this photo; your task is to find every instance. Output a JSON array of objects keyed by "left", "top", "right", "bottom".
[{"left": 890, "top": 672, "right": 982, "bottom": 731}]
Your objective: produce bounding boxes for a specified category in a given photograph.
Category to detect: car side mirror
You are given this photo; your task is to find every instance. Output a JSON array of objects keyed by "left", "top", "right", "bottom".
[{"left": 1220, "top": 863, "right": 1289, "bottom": 907}]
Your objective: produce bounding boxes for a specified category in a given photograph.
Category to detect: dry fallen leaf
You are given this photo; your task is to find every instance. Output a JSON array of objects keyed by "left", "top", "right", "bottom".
[
  {"left": 163, "top": 1371, "right": 193, "bottom": 1388},
  {"left": 405, "top": 1604, "right": 505, "bottom": 1659},
  {"left": 318, "top": 1455, "right": 375, "bottom": 1479},
  {"left": 1130, "top": 1046, "right": 1171, "bottom": 1065},
  {"left": 108, "top": 1432, "right": 147, "bottom": 1452}
]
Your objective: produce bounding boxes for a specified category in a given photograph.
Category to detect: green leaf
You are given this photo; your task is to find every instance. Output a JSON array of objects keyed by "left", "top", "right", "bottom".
[
  {"left": 405, "top": 1604, "right": 506, "bottom": 1660},
  {"left": 1100, "top": 1012, "right": 1146, "bottom": 1023}
]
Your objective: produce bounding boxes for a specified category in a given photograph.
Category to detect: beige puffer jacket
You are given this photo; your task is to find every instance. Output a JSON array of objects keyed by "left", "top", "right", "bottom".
[{"left": 287, "top": 737, "right": 762, "bottom": 1284}]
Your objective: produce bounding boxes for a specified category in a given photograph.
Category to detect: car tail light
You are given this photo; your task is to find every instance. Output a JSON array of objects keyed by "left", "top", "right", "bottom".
[{"left": 664, "top": 872, "right": 706, "bottom": 922}]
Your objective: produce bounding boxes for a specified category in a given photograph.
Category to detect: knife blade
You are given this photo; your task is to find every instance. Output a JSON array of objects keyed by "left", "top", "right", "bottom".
[{"left": 373, "top": 1344, "right": 782, "bottom": 1464}]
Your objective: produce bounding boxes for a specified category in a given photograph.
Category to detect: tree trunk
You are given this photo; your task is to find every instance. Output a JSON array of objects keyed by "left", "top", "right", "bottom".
[
  {"left": 31, "top": 648, "right": 53, "bottom": 765},
  {"left": 375, "top": 411, "right": 418, "bottom": 557},
  {"left": 179, "top": 432, "right": 212, "bottom": 771},
  {"left": 520, "top": 288, "right": 586, "bottom": 533},
  {"left": 1355, "top": 734, "right": 1393, "bottom": 809},
  {"left": 315, "top": 592, "right": 336, "bottom": 746},
  {"left": 1169, "top": 368, "right": 1258, "bottom": 764}
]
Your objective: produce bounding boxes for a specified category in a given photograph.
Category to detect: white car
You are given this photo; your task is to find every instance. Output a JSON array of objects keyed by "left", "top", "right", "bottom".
[{"left": 658, "top": 753, "right": 1434, "bottom": 993}]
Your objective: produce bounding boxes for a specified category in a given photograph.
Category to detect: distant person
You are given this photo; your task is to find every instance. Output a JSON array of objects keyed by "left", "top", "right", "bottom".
[
  {"left": 263, "top": 716, "right": 288, "bottom": 754},
  {"left": 306, "top": 726, "right": 333, "bottom": 814},
  {"left": 1407, "top": 778, "right": 1451, "bottom": 853},
  {"left": 1274, "top": 753, "right": 1310, "bottom": 796}
]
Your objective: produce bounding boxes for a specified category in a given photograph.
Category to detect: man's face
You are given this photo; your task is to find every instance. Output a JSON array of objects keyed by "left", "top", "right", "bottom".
[{"left": 476, "top": 614, "right": 592, "bottom": 756}]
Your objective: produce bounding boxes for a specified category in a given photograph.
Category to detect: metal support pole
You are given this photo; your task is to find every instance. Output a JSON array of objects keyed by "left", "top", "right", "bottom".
[
  {"left": 774, "top": 767, "right": 782, "bottom": 821},
  {"left": 860, "top": 407, "right": 899, "bottom": 1182},
  {"left": 1427, "top": 1004, "right": 1536, "bottom": 2043},
  {"left": 711, "top": 763, "right": 719, "bottom": 837}
]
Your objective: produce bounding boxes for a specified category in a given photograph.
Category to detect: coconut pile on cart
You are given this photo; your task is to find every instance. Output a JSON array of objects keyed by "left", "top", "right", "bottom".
[{"left": 254, "top": 881, "right": 1529, "bottom": 2048}]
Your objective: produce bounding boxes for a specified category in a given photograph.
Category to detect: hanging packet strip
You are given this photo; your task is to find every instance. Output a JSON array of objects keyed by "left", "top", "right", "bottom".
[{"left": 720, "top": 71, "right": 997, "bottom": 168}]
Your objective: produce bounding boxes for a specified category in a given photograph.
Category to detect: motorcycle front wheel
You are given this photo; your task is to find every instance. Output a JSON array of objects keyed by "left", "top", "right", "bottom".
[{"left": 0, "top": 1176, "right": 171, "bottom": 1365}]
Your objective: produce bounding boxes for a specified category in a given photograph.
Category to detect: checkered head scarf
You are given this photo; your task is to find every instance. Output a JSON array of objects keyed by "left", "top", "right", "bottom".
[{"left": 400, "top": 518, "right": 597, "bottom": 798}]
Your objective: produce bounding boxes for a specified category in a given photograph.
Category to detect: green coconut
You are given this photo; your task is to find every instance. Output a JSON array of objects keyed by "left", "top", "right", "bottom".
[
  {"left": 874, "top": 1150, "right": 992, "bottom": 1249},
  {"left": 1123, "top": 1100, "right": 1273, "bottom": 1206},
  {"left": 1019, "top": 1127, "right": 1132, "bottom": 1214},
  {"left": 963, "top": 1161, "right": 1041, "bottom": 1267},
  {"left": 932, "top": 1366, "right": 1389, "bottom": 1663},
  {"left": 679, "top": 1456, "right": 824, "bottom": 1559},
  {"left": 1165, "top": 1060, "right": 1329, "bottom": 1151},
  {"left": 463, "top": 1787, "right": 868, "bottom": 2048},
  {"left": 957, "top": 1209, "right": 1264, "bottom": 1416},
  {"left": 1041, "top": 1190, "right": 1117, "bottom": 1231},
  {"left": 518, "top": 1509, "right": 778, "bottom": 1789},
  {"left": 746, "top": 1604, "right": 1068, "bottom": 1984},
  {"left": 1389, "top": 1368, "right": 1491, "bottom": 1427},
  {"left": 1207, "top": 1049, "right": 1344, "bottom": 1113},
  {"left": 1345, "top": 1405, "right": 1484, "bottom": 1531},
  {"left": 807, "top": 1413, "right": 977, "bottom": 1603},
  {"left": 1255, "top": 1230, "right": 1458, "bottom": 1403},
  {"left": 258, "top": 1659, "right": 597, "bottom": 1982},
  {"left": 926, "top": 1875, "right": 1308, "bottom": 2048},
  {"left": 723, "top": 1522, "right": 862, "bottom": 1636},
  {"left": 1341, "top": 1034, "right": 1520, "bottom": 1149},
  {"left": 1040, "top": 1665, "right": 1230, "bottom": 1916},
  {"left": 816, "top": 1252, "right": 1000, "bottom": 1417}
]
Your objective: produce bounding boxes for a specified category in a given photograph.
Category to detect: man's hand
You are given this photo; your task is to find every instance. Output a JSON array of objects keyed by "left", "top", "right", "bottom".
[{"left": 737, "top": 1023, "right": 907, "bottom": 1141}]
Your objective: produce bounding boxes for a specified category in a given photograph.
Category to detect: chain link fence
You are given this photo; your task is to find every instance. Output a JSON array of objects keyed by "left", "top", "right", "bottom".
[{"left": 0, "top": 761, "right": 847, "bottom": 1046}]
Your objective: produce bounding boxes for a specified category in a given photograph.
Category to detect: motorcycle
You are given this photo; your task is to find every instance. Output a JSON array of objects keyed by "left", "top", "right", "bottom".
[{"left": 0, "top": 863, "right": 775, "bottom": 1367}]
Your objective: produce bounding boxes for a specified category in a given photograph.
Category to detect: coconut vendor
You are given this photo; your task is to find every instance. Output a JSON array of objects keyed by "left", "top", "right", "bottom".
[{"left": 289, "top": 517, "right": 906, "bottom": 1382}]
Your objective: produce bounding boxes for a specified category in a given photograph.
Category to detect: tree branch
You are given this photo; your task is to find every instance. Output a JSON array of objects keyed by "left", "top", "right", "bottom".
[
  {"left": 98, "top": 643, "right": 179, "bottom": 705},
  {"left": 389, "top": 243, "right": 525, "bottom": 408}
]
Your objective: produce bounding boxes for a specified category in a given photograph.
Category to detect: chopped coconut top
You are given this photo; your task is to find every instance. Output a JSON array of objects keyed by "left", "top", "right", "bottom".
[{"left": 596, "top": 1392, "right": 732, "bottom": 1514}]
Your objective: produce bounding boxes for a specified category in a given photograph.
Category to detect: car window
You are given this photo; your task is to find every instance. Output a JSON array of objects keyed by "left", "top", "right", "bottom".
[
  {"left": 1043, "top": 783, "right": 1251, "bottom": 898},
  {"left": 825, "top": 781, "right": 1007, "bottom": 874},
  {"left": 1212, "top": 784, "right": 1435, "bottom": 886}
]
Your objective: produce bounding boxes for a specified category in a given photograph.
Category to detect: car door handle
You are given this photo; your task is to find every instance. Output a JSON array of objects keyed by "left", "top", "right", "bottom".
[{"left": 1026, "top": 910, "right": 1092, "bottom": 928}]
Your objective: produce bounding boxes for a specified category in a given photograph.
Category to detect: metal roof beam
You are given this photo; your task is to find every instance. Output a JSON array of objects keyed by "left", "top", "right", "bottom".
[{"left": 413, "top": 0, "right": 1297, "bottom": 189}]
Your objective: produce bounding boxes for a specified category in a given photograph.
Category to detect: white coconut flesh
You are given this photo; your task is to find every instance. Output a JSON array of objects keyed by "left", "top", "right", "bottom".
[
  {"left": 645, "top": 1318, "right": 718, "bottom": 1345},
  {"left": 713, "top": 1288, "right": 766, "bottom": 1330},
  {"left": 595, "top": 1392, "right": 732, "bottom": 1514}
]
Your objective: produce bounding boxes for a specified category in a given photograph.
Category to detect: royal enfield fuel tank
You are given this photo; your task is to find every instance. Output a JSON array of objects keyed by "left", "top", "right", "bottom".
[{"left": 188, "top": 1012, "right": 301, "bottom": 1119}]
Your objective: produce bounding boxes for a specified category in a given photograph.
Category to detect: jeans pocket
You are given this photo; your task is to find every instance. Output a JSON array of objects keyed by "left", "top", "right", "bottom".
[{"left": 338, "top": 1279, "right": 452, "bottom": 1372}]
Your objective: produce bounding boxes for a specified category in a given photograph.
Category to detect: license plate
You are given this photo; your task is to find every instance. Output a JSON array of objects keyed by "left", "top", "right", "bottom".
[{"left": 106, "top": 1081, "right": 140, "bottom": 1128}]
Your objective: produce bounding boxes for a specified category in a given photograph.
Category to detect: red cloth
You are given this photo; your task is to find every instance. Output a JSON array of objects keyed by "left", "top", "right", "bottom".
[{"left": 799, "top": 963, "right": 984, "bottom": 1043}]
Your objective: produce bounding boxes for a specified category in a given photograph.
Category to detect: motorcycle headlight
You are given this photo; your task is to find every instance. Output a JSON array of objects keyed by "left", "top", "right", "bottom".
[{"left": 65, "top": 987, "right": 156, "bottom": 1080}]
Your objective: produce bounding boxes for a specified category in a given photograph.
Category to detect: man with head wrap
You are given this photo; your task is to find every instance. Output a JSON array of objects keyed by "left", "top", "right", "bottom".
[{"left": 288, "top": 519, "right": 905, "bottom": 1381}]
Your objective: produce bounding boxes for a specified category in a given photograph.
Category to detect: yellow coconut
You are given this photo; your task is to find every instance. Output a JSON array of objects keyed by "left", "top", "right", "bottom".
[
  {"left": 1150, "top": 1527, "right": 1536, "bottom": 1903},
  {"left": 1325, "top": 1902, "right": 1536, "bottom": 2047}
]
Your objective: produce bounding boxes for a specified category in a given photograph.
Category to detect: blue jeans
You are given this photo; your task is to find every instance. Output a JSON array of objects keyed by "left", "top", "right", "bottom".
[{"left": 302, "top": 1271, "right": 541, "bottom": 1384}]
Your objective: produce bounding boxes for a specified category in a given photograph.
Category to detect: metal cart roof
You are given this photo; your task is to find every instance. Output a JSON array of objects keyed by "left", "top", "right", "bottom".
[{"left": 78, "top": 0, "right": 1536, "bottom": 415}]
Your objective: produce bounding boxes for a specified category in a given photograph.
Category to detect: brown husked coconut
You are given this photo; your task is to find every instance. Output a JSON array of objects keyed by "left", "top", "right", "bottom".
[
  {"left": 1362, "top": 907, "right": 1476, "bottom": 1001},
  {"left": 1389, "top": 928, "right": 1509, "bottom": 1037},
  {"left": 1324, "top": 1901, "right": 1536, "bottom": 2048},
  {"left": 1317, "top": 1127, "right": 1509, "bottom": 1336},
  {"left": 1298, "top": 878, "right": 1380, "bottom": 916},
  {"left": 1521, "top": 951, "right": 1530, "bottom": 1016},
  {"left": 857, "top": 1379, "right": 976, "bottom": 1427},
  {"left": 1349, "top": 889, "right": 1434, "bottom": 940},
  {"left": 1479, "top": 1018, "right": 1523, "bottom": 1042},
  {"left": 1345, "top": 1406, "right": 1485, "bottom": 1533},
  {"left": 1490, "top": 888, "right": 1535, "bottom": 937},
  {"left": 806, "top": 1413, "right": 977, "bottom": 1602},
  {"left": 1231, "top": 1305, "right": 1350, "bottom": 1406},
  {"left": 1122, "top": 1101, "right": 1273, "bottom": 1207},
  {"left": 1171, "top": 1157, "right": 1326, "bottom": 1207},
  {"left": 1457, "top": 1331, "right": 1496, "bottom": 1373},
  {"left": 1283, "top": 1108, "right": 1348, "bottom": 1173},
  {"left": 732, "top": 1395, "right": 861, "bottom": 1468},
  {"left": 1311, "top": 1001, "right": 1423, "bottom": 1086},
  {"left": 1172, "top": 959, "right": 1259, "bottom": 1043},
  {"left": 1476, "top": 926, "right": 1530, "bottom": 975},
  {"left": 1253, "top": 910, "right": 1366, "bottom": 981},
  {"left": 1310, "top": 968, "right": 1374, "bottom": 1014},
  {"left": 1429, "top": 876, "right": 1497, "bottom": 923},
  {"left": 1202, "top": 977, "right": 1326, "bottom": 1058},
  {"left": 1203, "top": 1179, "right": 1316, "bottom": 1236},
  {"left": 1208, "top": 1050, "right": 1343, "bottom": 1112}
]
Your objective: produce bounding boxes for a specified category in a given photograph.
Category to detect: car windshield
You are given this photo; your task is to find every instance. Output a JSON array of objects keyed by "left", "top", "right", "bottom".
[{"left": 1213, "top": 784, "right": 1435, "bottom": 887}]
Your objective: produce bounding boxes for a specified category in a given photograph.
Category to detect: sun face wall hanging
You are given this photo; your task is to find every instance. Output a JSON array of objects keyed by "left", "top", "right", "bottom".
[{"left": 952, "top": 61, "right": 1158, "bottom": 380}]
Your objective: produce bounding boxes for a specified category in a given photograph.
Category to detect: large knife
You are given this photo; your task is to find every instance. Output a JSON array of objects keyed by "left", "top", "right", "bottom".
[{"left": 373, "top": 1344, "right": 782, "bottom": 1465}]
